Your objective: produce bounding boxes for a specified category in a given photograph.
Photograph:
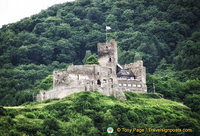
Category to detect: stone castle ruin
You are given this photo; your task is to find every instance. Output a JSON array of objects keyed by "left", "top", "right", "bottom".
[{"left": 36, "top": 40, "right": 147, "bottom": 101}]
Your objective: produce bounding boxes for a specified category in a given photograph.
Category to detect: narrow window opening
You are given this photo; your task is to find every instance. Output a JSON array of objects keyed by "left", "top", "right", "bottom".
[
  {"left": 97, "top": 80, "right": 101, "bottom": 85},
  {"left": 109, "top": 58, "right": 112, "bottom": 62},
  {"left": 109, "top": 68, "right": 112, "bottom": 74}
]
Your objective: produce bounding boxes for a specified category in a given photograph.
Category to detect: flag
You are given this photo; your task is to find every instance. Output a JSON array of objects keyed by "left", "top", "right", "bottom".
[
  {"left": 107, "top": 127, "right": 114, "bottom": 133},
  {"left": 106, "top": 26, "right": 111, "bottom": 30}
]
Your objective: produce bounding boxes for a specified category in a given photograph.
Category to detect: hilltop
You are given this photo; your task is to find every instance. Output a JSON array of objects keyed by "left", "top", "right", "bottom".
[{"left": 1, "top": 91, "right": 200, "bottom": 136}]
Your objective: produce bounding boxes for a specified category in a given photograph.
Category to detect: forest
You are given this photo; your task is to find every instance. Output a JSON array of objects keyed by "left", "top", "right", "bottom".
[{"left": 0, "top": 0, "right": 200, "bottom": 135}]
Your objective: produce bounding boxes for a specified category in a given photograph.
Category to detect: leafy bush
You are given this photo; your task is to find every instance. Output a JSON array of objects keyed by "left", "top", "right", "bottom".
[
  {"left": 0, "top": 106, "right": 7, "bottom": 116},
  {"left": 36, "top": 75, "right": 53, "bottom": 90},
  {"left": 85, "top": 55, "right": 99, "bottom": 65},
  {"left": 38, "top": 114, "right": 45, "bottom": 119},
  {"left": 25, "top": 113, "right": 36, "bottom": 119}
]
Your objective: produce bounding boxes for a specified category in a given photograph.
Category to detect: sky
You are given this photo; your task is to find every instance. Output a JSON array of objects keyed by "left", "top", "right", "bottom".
[{"left": 0, "top": 0, "right": 75, "bottom": 28}]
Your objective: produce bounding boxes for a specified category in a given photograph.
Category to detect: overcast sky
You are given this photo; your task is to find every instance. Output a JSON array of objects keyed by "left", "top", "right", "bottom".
[{"left": 0, "top": 0, "right": 75, "bottom": 28}]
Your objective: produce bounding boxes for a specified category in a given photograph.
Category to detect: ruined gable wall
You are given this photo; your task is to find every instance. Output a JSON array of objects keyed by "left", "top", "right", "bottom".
[
  {"left": 124, "top": 61, "right": 146, "bottom": 83},
  {"left": 121, "top": 60, "right": 147, "bottom": 92},
  {"left": 53, "top": 65, "right": 96, "bottom": 88},
  {"left": 53, "top": 71, "right": 69, "bottom": 88}
]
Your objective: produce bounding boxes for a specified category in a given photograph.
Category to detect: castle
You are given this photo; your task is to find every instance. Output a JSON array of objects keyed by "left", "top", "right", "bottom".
[{"left": 36, "top": 40, "right": 147, "bottom": 101}]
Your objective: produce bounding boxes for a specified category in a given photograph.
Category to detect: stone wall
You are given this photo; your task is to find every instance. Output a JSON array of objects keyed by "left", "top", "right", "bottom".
[
  {"left": 36, "top": 86, "right": 86, "bottom": 101},
  {"left": 37, "top": 64, "right": 126, "bottom": 101}
]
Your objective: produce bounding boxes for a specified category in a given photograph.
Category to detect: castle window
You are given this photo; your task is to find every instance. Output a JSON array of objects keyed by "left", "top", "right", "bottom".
[
  {"left": 111, "top": 85, "right": 113, "bottom": 88},
  {"left": 119, "top": 83, "right": 122, "bottom": 86},
  {"left": 109, "top": 58, "right": 112, "bottom": 62},
  {"left": 132, "top": 84, "right": 136, "bottom": 87},
  {"left": 97, "top": 72, "right": 99, "bottom": 75},
  {"left": 137, "top": 84, "right": 142, "bottom": 88},
  {"left": 109, "top": 68, "right": 112, "bottom": 74},
  {"left": 123, "top": 84, "right": 127, "bottom": 87},
  {"left": 103, "top": 79, "right": 107, "bottom": 83},
  {"left": 128, "top": 84, "right": 131, "bottom": 87},
  {"left": 97, "top": 80, "right": 101, "bottom": 85}
]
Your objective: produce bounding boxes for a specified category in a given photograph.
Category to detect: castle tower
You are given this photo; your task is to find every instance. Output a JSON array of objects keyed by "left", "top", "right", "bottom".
[{"left": 97, "top": 40, "right": 118, "bottom": 73}]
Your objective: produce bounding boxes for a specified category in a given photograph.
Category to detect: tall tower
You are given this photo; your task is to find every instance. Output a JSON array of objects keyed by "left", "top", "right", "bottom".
[{"left": 97, "top": 40, "right": 118, "bottom": 73}]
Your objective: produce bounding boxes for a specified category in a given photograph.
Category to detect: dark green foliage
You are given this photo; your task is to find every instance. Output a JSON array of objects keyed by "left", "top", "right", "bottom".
[
  {"left": 85, "top": 55, "right": 99, "bottom": 65},
  {"left": 147, "top": 73, "right": 200, "bottom": 114},
  {"left": 36, "top": 75, "right": 53, "bottom": 90},
  {"left": 0, "top": 106, "right": 7, "bottom": 116},
  {"left": 43, "top": 117, "right": 60, "bottom": 135},
  {"left": 0, "top": 63, "right": 67, "bottom": 106},
  {"left": 25, "top": 113, "right": 36, "bottom": 119},
  {"left": 184, "top": 94, "right": 200, "bottom": 113}
]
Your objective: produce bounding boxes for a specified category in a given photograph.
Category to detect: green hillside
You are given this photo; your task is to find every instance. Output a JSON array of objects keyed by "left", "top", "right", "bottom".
[{"left": 1, "top": 91, "right": 200, "bottom": 136}]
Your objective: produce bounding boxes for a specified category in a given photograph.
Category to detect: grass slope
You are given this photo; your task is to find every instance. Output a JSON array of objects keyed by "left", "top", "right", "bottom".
[{"left": 0, "top": 91, "right": 200, "bottom": 136}]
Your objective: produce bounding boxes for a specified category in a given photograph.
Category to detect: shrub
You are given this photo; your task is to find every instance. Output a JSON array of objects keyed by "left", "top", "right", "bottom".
[
  {"left": 25, "top": 113, "right": 36, "bottom": 119},
  {"left": 38, "top": 114, "right": 45, "bottom": 119},
  {"left": 0, "top": 106, "right": 7, "bottom": 116}
]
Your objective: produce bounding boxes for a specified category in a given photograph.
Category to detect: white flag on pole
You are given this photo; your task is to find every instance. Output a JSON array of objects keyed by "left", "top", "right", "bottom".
[{"left": 106, "top": 26, "right": 111, "bottom": 30}]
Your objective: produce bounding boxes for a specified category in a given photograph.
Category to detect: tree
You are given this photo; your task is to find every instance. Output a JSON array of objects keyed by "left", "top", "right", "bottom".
[
  {"left": 82, "top": 50, "right": 92, "bottom": 64},
  {"left": 134, "top": 52, "right": 142, "bottom": 62},
  {"left": 35, "top": 75, "right": 53, "bottom": 90},
  {"left": 85, "top": 55, "right": 99, "bottom": 65}
]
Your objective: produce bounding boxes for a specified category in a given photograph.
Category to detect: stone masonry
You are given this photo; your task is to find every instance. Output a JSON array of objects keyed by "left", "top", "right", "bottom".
[{"left": 36, "top": 40, "right": 147, "bottom": 101}]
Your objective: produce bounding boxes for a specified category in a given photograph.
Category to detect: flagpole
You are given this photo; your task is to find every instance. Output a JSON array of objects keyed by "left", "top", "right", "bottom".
[
  {"left": 106, "top": 28, "right": 107, "bottom": 44},
  {"left": 106, "top": 26, "right": 111, "bottom": 44}
]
